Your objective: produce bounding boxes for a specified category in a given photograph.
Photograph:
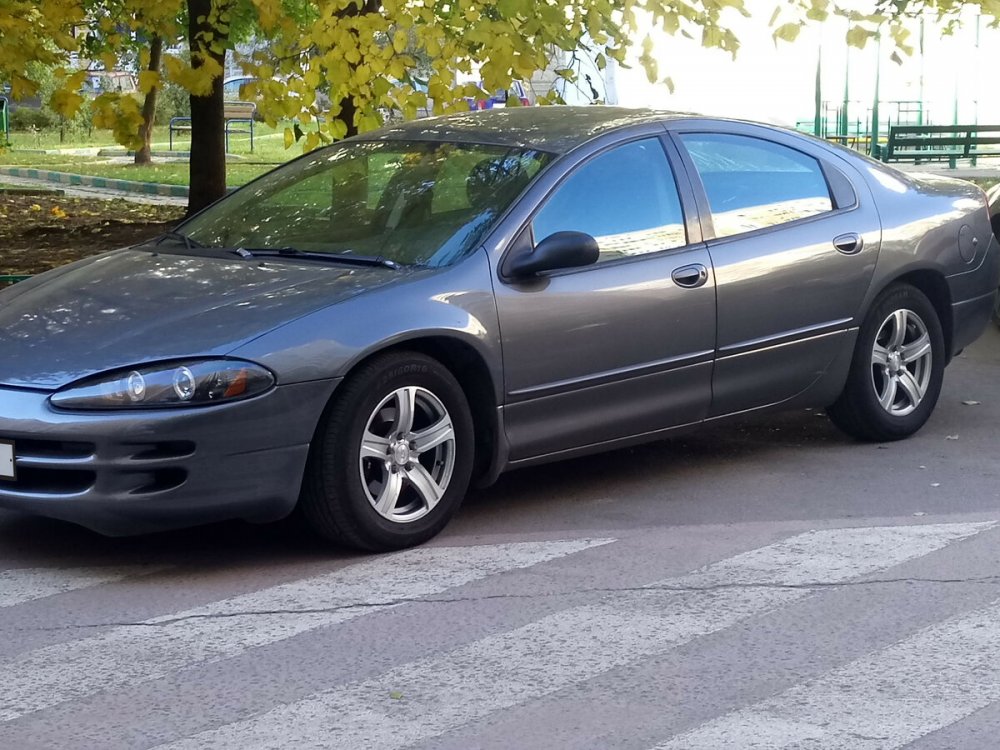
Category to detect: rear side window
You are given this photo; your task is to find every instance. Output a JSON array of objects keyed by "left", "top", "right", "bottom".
[
  {"left": 532, "top": 138, "right": 686, "bottom": 261},
  {"left": 680, "top": 133, "right": 833, "bottom": 239}
]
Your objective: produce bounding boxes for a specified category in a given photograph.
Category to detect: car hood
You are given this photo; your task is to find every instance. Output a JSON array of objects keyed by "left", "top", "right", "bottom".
[{"left": 0, "top": 248, "right": 408, "bottom": 389}]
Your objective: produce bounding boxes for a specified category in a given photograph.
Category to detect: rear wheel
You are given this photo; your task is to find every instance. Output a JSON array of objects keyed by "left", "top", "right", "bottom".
[
  {"left": 300, "top": 351, "right": 474, "bottom": 551},
  {"left": 827, "top": 284, "right": 944, "bottom": 442}
]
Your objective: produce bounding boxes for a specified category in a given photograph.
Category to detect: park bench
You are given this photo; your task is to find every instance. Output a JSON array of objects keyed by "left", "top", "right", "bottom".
[
  {"left": 883, "top": 124, "right": 1000, "bottom": 168},
  {"left": 169, "top": 101, "right": 256, "bottom": 153}
]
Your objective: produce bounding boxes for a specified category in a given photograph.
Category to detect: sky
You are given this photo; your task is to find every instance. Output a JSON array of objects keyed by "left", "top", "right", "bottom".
[{"left": 609, "top": 5, "right": 992, "bottom": 131}]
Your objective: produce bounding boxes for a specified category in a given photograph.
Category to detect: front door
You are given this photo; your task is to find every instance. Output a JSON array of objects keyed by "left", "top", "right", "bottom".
[{"left": 494, "top": 137, "right": 717, "bottom": 461}]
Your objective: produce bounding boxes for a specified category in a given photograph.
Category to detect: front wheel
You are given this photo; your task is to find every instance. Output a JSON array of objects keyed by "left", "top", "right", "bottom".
[
  {"left": 827, "top": 284, "right": 945, "bottom": 442},
  {"left": 300, "top": 351, "right": 475, "bottom": 551}
]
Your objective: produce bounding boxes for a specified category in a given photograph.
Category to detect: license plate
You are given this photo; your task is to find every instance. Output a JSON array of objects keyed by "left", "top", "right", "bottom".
[{"left": 0, "top": 440, "right": 15, "bottom": 480}]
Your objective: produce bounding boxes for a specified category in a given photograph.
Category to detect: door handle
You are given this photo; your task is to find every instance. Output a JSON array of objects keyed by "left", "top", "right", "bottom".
[
  {"left": 671, "top": 263, "right": 708, "bottom": 289},
  {"left": 833, "top": 232, "right": 864, "bottom": 255}
]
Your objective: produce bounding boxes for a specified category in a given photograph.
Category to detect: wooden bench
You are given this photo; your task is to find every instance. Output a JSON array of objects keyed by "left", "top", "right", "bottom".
[
  {"left": 169, "top": 101, "right": 256, "bottom": 153},
  {"left": 883, "top": 124, "right": 1000, "bottom": 168}
]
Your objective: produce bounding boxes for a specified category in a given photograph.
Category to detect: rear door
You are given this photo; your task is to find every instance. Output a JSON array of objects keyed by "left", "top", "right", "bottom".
[{"left": 671, "top": 124, "right": 882, "bottom": 416}]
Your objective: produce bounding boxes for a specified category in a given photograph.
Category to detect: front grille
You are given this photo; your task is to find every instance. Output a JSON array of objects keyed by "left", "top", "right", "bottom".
[
  {"left": 12, "top": 439, "right": 95, "bottom": 459},
  {"left": 0, "top": 437, "right": 193, "bottom": 498},
  {"left": 3, "top": 467, "right": 96, "bottom": 494},
  {"left": 0, "top": 438, "right": 97, "bottom": 496}
]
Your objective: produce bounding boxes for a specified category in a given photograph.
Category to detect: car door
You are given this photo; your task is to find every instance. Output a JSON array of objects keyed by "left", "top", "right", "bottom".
[
  {"left": 671, "top": 125, "right": 882, "bottom": 417},
  {"left": 493, "top": 136, "right": 717, "bottom": 461}
]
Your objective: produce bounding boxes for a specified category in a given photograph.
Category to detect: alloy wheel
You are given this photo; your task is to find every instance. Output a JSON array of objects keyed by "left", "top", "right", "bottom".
[
  {"left": 358, "top": 386, "right": 457, "bottom": 523},
  {"left": 870, "top": 308, "right": 933, "bottom": 417}
]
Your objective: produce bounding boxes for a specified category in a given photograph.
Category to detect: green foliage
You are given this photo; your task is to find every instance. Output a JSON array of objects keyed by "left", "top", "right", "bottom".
[
  {"left": 4, "top": 0, "right": 1000, "bottom": 172},
  {"left": 154, "top": 79, "right": 192, "bottom": 125},
  {"left": 9, "top": 107, "right": 58, "bottom": 131}
]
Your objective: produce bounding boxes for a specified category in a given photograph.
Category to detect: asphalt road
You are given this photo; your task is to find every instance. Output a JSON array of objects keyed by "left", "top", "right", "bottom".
[{"left": 3, "top": 327, "right": 1000, "bottom": 749}]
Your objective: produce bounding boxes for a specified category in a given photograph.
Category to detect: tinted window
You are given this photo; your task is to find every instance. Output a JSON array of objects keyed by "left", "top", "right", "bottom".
[
  {"left": 532, "top": 139, "right": 686, "bottom": 261},
  {"left": 182, "top": 141, "right": 550, "bottom": 267},
  {"left": 680, "top": 133, "right": 833, "bottom": 238}
]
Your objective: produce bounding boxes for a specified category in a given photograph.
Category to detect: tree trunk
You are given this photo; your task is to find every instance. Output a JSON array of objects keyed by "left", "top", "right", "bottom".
[
  {"left": 339, "top": 95, "right": 359, "bottom": 138},
  {"left": 135, "top": 34, "right": 163, "bottom": 165},
  {"left": 186, "top": 0, "right": 227, "bottom": 216}
]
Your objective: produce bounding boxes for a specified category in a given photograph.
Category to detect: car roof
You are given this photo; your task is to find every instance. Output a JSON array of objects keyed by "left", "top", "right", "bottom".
[{"left": 365, "top": 106, "right": 695, "bottom": 154}]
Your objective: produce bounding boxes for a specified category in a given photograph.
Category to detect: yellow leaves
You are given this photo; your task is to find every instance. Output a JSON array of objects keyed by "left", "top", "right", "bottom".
[
  {"left": 138, "top": 71, "right": 160, "bottom": 95},
  {"left": 328, "top": 119, "right": 349, "bottom": 141},
  {"left": 29, "top": 204, "right": 42, "bottom": 212},
  {"left": 772, "top": 23, "right": 801, "bottom": 44},
  {"left": 91, "top": 93, "right": 145, "bottom": 150},
  {"left": 846, "top": 24, "right": 873, "bottom": 48},
  {"left": 51, "top": 206, "right": 67, "bottom": 220},
  {"left": 283, "top": 127, "right": 295, "bottom": 150},
  {"left": 50, "top": 90, "right": 84, "bottom": 119},
  {"left": 163, "top": 54, "right": 222, "bottom": 97},
  {"left": 639, "top": 33, "right": 658, "bottom": 83}
]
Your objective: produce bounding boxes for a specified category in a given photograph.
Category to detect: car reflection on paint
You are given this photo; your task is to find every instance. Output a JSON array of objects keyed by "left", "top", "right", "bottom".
[{"left": 0, "top": 107, "right": 998, "bottom": 551}]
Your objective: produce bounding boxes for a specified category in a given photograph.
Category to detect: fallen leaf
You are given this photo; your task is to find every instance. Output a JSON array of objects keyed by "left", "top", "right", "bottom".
[
  {"left": 29, "top": 203, "right": 41, "bottom": 212},
  {"left": 389, "top": 690, "right": 404, "bottom": 700},
  {"left": 945, "top": 435, "right": 959, "bottom": 440},
  {"left": 931, "top": 483, "right": 941, "bottom": 487},
  {"left": 914, "top": 511, "right": 926, "bottom": 516},
  {"left": 962, "top": 400, "right": 981, "bottom": 406}
]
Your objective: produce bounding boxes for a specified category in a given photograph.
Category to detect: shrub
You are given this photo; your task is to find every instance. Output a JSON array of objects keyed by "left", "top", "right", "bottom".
[
  {"left": 155, "top": 80, "right": 191, "bottom": 126},
  {"left": 10, "top": 106, "right": 57, "bottom": 131}
]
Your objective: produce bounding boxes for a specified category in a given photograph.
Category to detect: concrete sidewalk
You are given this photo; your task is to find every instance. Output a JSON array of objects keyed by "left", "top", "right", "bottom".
[{"left": 0, "top": 173, "right": 186, "bottom": 206}]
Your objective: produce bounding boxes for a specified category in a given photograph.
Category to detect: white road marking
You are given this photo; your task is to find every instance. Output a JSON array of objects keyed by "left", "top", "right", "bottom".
[
  {"left": 0, "top": 566, "right": 167, "bottom": 608},
  {"left": 158, "top": 522, "right": 994, "bottom": 750},
  {"left": 0, "top": 538, "right": 611, "bottom": 722},
  {"left": 652, "top": 598, "right": 1000, "bottom": 750}
]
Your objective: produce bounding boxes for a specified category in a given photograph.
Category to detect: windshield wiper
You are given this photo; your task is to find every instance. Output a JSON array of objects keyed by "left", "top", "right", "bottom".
[
  {"left": 157, "top": 230, "right": 206, "bottom": 251},
  {"left": 233, "top": 247, "right": 401, "bottom": 269}
]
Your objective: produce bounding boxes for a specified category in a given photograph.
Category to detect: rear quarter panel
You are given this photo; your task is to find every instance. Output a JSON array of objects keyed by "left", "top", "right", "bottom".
[{"left": 851, "top": 163, "right": 999, "bottom": 307}]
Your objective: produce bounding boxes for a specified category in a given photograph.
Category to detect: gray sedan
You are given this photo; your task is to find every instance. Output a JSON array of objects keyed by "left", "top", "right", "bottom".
[{"left": 1, "top": 108, "right": 997, "bottom": 550}]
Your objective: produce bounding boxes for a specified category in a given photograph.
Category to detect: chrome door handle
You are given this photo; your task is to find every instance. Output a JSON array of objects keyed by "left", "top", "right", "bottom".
[
  {"left": 833, "top": 233, "right": 863, "bottom": 254},
  {"left": 671, "top": 263, "right": 709, "bottom": 289}
]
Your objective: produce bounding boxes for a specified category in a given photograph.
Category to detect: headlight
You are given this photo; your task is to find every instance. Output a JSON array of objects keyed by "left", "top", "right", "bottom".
[{"left": 50, "top": 359, "right": 275, "bottom": 410}]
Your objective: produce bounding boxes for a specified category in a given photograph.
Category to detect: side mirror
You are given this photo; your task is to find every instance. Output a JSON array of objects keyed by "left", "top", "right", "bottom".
[{"left": 507, "top": 231, "right": 600, "bottom": 278}]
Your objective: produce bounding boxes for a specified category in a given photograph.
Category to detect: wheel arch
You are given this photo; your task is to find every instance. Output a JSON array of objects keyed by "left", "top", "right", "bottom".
[
  {"left": 331, "top": 334, "right": 502, "bottom": 486},
  {"left": 879, "top": 269, "right": 954, "bottom": 362}
]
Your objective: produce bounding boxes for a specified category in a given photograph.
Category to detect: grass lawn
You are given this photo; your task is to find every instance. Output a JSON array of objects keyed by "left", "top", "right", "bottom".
[
  {"left": 54, "top": 162, "right": 277, "bottom": 186},
  {"left": 0, "top": 121, "right": 318, "bottom": 186},
  {"left": 4, "top": 121, "right": 305, "bottom": 160}
]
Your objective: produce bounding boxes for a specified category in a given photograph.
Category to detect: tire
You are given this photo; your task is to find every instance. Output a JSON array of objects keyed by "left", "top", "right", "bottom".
[
  {"left": 300, "top": 351, "right": 475, "bottom": 551},
  {"left": 827, "top": 283, "right": 944, "bottom": 442}
]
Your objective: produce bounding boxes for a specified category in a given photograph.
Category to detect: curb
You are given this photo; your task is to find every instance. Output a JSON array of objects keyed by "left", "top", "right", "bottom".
[
  {"left": 0, "top": 167, "right": 189, "bottom": 197},
  {"left": 0, "top": 186, "right": 65, "bottom": 196}
]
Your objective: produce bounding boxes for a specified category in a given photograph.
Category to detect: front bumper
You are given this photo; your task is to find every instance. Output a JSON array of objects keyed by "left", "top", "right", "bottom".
[{"left": 0, "top": 379, "right": 338, "bottom": 535}]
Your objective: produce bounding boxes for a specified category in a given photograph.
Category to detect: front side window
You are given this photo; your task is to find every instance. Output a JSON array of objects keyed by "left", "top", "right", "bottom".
[
  {"left": 181, "top": 141, "right": 551, "bottom": 267},
  {"left": 679, "top": 133, "right": 834, "bottom": 239},
  {"left": 531, "top": 138, "right": 686, "bottom": 261}
]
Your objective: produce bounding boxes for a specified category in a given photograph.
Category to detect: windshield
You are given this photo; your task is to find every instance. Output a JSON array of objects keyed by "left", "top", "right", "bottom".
[{"left": 180, "top": 140, "right": 552, "bottom": 267}]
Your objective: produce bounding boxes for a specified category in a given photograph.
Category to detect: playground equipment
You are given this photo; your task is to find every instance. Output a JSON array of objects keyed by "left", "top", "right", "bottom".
[{"left": 0, "top": 96, "right": 9, "bottom": 144}]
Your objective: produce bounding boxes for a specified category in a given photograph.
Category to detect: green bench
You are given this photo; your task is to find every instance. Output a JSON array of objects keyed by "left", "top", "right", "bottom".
[
  {"left": 883, "top": 124, "right": 1000, "bottom": 168},
  {"left": 169, "top": 101, "right": 256, "bottom": 153}
]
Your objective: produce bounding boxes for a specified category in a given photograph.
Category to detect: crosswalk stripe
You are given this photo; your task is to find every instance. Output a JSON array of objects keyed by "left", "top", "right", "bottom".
[
  {"left": 651, "top": 598, "right": 1000, "bottom": 749},
  {"left": 0, "top": 566, "right": 168, "bottom": 608},
  {"left": 0, "top": 538, "right": 612, "bottom": 723},
  {"left": 157, "top": 522, "right": 994, "bottom": 750}
]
